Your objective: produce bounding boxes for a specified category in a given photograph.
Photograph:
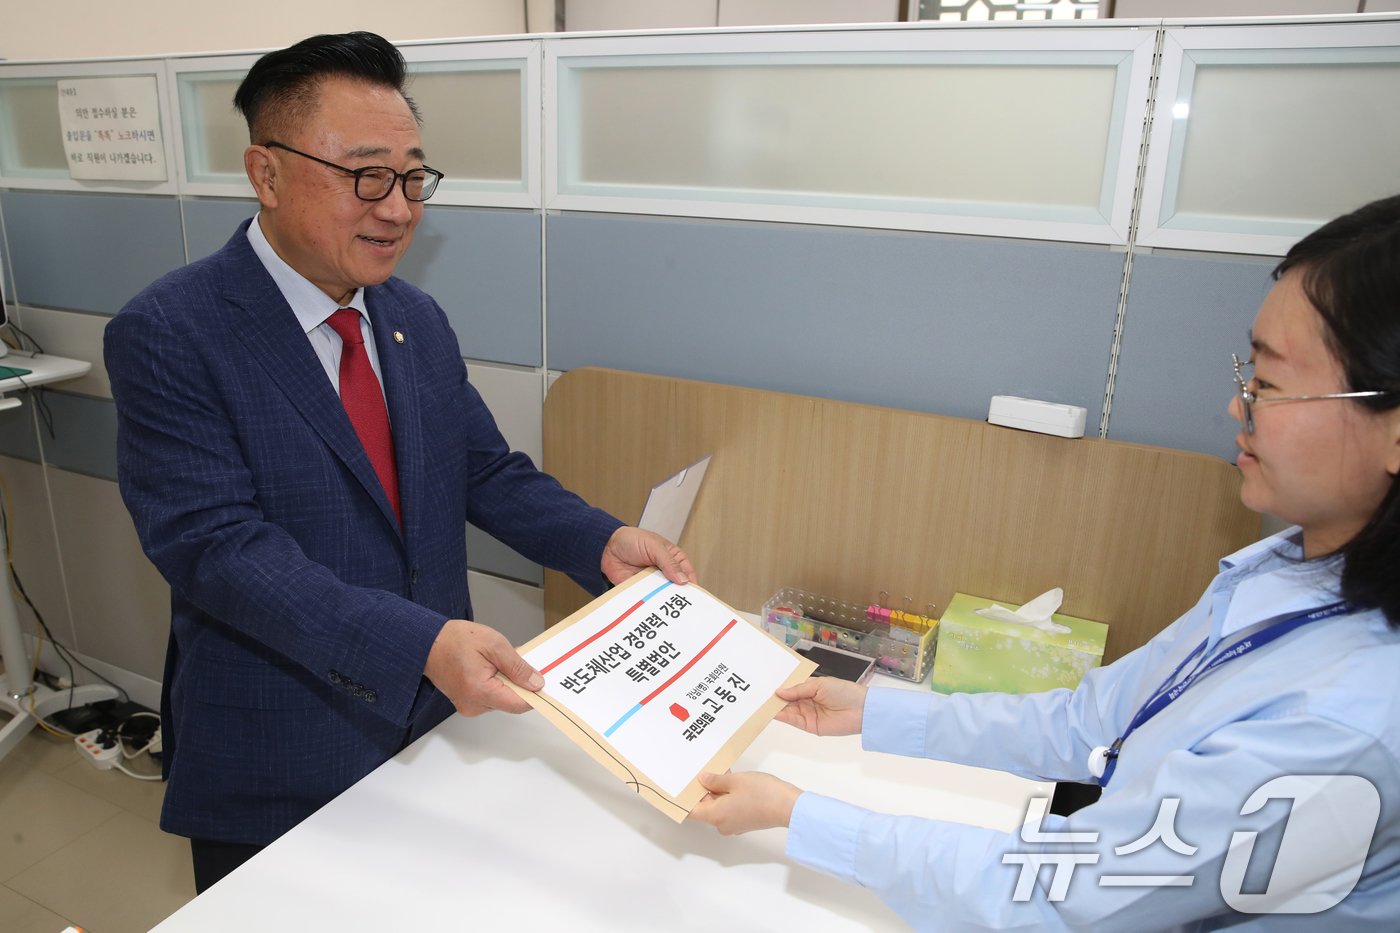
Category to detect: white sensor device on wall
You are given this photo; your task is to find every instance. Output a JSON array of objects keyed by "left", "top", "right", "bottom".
[{"left": 988, "top": 395, "right": 1087, "bottom": 439}]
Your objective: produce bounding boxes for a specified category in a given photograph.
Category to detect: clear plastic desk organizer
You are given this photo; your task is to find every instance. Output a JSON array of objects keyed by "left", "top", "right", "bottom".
[{"left": 761, "top": 588, "right": 937, "bottom": 683}]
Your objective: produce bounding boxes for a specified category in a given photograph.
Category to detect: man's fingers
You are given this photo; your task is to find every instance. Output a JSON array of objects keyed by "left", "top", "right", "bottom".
[
  {"left": 478, "top": 677, "right": 534, "bottom": 714},
  {"left": 480, "top": 635, "right": 544, "bottom": 692},
  {"left": 426, "top": 620, "right": 546, "bottom": 718},
  {"left": 669, "top": 545, "right": 697, "bottom": 586},
  {"left": 602, "top": 528, "right": 695, "bottom": 585},
  {"left": 648, "top": 537, "right": 690, "bottom": 585}
]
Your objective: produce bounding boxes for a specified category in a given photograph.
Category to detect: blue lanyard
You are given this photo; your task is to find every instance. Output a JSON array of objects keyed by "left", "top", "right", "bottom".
[{"left": 1094, "top": 599, "right": 1352, "bottom": 788}]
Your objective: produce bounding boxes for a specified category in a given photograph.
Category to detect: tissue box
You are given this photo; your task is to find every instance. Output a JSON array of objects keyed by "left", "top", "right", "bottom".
[{"left": 930, "top": 593, "right": 1108, "bottom": 695}]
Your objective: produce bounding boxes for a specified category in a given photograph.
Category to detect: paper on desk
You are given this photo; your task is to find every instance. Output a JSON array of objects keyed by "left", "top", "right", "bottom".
[{"left": 503, "top": 569, "right": 816, "bottom": 822}]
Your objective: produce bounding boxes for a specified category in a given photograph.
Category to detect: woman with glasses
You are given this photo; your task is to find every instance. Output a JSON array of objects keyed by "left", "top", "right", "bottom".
[{"left": 689, "top": 194, "right": 1400, "bottom": 930}]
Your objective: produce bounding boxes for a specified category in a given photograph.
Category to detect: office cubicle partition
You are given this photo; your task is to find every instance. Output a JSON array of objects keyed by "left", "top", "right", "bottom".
[{"left": 0, "top": 15, "right": 1397, "bottom": 698}]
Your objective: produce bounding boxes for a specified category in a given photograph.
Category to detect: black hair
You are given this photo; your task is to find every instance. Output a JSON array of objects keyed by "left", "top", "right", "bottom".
[
  {"left": 1274, "top": 193, "right": 1400, "bottom": 626},
  {"left": 232, "top": 31, "right": 421, "bottom": 144}
]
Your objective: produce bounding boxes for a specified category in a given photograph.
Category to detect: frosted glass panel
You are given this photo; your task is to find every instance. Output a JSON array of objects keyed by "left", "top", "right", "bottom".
[
  {"left": 173, "top": 60, "right": 528, "bottom": 198},
  {"left": 177, "top": 72, "right": 248, "bottom": 184},
  {"left": 409, "top": 67, "right": 524, "bottom": 186},
  {"left": 1164, "top": 56, "right": 1400, "bottom": 235},
  {"left": 0, "top": 79, "right": 68, "bottom": 176},
  {"left": 561, "top": 57, "right": 1122, "bottom": 221}
]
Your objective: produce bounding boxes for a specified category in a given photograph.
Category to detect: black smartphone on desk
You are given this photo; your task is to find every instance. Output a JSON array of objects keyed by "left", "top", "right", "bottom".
[{"left": 794, "top": 640, "right": 875, "bottom": 684}]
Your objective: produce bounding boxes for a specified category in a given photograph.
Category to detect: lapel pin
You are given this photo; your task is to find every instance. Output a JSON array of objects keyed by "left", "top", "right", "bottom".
[{"left": 393, "top": 331, "right": 405, "bottom": 344}]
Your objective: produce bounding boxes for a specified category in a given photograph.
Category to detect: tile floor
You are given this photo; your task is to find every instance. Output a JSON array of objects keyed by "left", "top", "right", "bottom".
[{"left": 0, "top": 718, "right": 194, "bottom": 933}]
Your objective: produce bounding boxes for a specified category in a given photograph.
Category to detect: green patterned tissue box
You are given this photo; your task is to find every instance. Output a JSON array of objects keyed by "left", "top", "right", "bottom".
[{"left": 930, "top": 592, "right": 1108, "bottom": 695}]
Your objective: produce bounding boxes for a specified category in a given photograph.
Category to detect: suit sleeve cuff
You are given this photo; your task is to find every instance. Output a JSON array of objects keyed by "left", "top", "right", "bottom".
[
  {"left": 327, "top": 600, "right": 448, "bottom": 727},
  {"left": 566, "top": 514, "right": 625, "bottom": 596}
]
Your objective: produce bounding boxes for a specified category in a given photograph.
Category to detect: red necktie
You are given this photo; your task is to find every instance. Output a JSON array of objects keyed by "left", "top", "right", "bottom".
[{"left": 327, "top": 308, "right": 401, "bottom": 526}]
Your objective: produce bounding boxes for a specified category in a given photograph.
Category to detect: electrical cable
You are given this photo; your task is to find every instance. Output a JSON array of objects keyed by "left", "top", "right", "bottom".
[
  {"left": 16, "top": 558, "right": 129, "bottom": 703},
  {"left": 112, "top": 712, "right": 164, "bottom": 780},
  {"left": 0, "top": 471, "right": 131, "bottom": 711},
  {"left": 1, "top": 468, "right": 80, "bottom": 739},
  {"left": 118, "top": 711, "right": 161, "bottom": 758},
  {"left": 0, "top": 471, "right": 55, "bottom": 683},
  {"left": 4, "top": 320, "right": 44, "bottom": 354},
  {"left": 27, "top": 692, "right": 77, "bottom": 738},
  {"left": 0, "top": 335, "right": 151, "bottom": 763},
  {"left": 7, "top": 374, "right": 55, "bottom": 440},
  {"left": 113, "top": 760, "right": 162, "bottom": 781}
]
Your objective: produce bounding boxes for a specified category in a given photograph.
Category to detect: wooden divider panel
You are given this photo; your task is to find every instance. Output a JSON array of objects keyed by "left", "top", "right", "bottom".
[{"left": 544, "top": 368, "right": 1259, "bottom": 663}]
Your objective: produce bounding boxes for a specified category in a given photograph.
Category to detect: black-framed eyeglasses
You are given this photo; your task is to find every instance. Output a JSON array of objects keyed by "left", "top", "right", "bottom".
[
  {"left": 263, "top": 141, "right": 444, "bottom": 202},
  {"left": 1232, "top": 353, "right": 1388, "bottom": 434}
]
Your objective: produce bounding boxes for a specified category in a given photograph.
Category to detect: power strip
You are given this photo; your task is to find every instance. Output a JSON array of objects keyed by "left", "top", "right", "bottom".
[{"left": 74, "top": 729, "right": 121, "bottom": 770}]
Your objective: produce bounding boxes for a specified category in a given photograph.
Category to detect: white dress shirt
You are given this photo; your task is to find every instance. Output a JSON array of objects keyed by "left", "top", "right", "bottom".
[{"left": 245, "top": 213, "right": 386, "bottom": 395}]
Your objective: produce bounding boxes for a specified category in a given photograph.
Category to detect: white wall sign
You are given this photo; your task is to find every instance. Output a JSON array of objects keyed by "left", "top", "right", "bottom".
[{"left": 57, "top": 76, "right": 167, "bottom": 181}]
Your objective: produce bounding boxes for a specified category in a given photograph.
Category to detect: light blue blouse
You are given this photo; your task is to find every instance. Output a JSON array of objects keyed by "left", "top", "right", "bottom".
[{"left": 787, "top": 528, "right": 1400, "bottom": 931}]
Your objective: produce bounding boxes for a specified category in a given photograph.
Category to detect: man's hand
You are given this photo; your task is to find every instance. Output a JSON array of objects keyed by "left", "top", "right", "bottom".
[
  {"left": 689, "top": 771, "right": 802, "bottom": 835},
  {"left": 775, "top": 677, "right": 868, "bottom": 736},
  {"left": 601, "top": 526, "right": 695, "bottom": 586},
  {"left": 424, "top": 619, "right": 542, "bottom": 716}
]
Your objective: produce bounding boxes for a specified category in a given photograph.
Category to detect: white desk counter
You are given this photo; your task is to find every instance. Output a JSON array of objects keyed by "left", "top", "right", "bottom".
[
  {"left": 152, "top": 671, "right": 1049, "bottom": 932},
  {"left": 0, "top": 351, "right": 91, "bottom": 400}
]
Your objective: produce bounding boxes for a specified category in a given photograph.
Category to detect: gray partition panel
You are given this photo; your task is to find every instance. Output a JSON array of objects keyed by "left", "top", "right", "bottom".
[
  {"left": 0, "top": 397, "right": 41, "bottom": 463},
  {"left": 183, "top": 197, "right": 258, "bottom": 263},
  {"left": 1107, "top": 251, "right": 1275, "bottom": 461},
  {"left": 547, "top": 214, "right": 1124, "bottom": 420},
  {"left": 393, "top": 206, "right": 541, "bottom": 367},
  {"left": 0, "top": 391, "right": 117, "bottom": 478},
  {"left": 466, "top": 523, "right": 543, "bottom": 587},
  {"left": 1, "top": 234, "right": 12, "bottom": 306},
  {"left": 15, "top": 388, "right": 542, "bottom": 581},
  {"left": 37, "top": 390, "right": 119, "bottom": 481},
  {"left": 0, "top": 192, "right": 185, "bottom": 316}
]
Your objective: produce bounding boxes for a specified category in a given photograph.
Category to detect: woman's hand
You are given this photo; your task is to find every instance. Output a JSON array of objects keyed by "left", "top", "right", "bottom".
[
  {"left": 775, "top": 677, "right": 868, "bottom": 736},
  {"left": 688, "top": 771, "right": 802, "bottom": 835}
]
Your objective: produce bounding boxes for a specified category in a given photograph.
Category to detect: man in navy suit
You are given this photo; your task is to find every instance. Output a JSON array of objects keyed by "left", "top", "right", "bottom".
[{"left": 105, "top": 32, "right": 693, "bottom": 893}]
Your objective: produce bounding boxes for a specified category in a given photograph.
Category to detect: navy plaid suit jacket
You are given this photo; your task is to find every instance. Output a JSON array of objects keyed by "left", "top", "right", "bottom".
[{"left": 105, "top": 220, "right": 621, "bottom": 845}]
